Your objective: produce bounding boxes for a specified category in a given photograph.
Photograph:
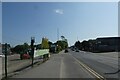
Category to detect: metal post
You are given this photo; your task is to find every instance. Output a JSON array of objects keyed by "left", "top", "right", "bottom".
[
  {"left": 31, "top": 37, "right": 35, "bottom": 67},
  {"left": 5, "top": 43, "right": 7, "bottom": 79}
]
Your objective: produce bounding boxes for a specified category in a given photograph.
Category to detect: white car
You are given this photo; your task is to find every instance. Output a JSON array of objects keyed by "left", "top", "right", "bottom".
[{"left": 0, "top": 54, "right": 5, "bottom": 57}]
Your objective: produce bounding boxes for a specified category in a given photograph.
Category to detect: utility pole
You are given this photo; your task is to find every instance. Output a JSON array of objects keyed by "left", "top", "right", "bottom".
[
  {"left": 4, "top": 43, "right": 8, "bottom": 79},
  {"left": 31, "top": 37, "right": 35, "bottom": 67}
]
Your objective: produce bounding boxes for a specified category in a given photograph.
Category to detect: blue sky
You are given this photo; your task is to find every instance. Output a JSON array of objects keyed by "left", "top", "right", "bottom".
[{"left": 2, "top": 2, "right": 118, "bottom": 46}]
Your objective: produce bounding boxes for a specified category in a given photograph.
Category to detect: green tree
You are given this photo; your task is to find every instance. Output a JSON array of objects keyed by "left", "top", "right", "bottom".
[
  {"left": 60, "top": 36, "right": 68, "bottom": 48},
  {"left": 81, "top": 40, "right": 89, "bottom": 51},
  {"left": 11, "top": 43, "right": 30, "bottom": 54},
  {"left": 61, "top": 36, "right": 65, "bottom": 40},
  {"left": 36, "top": 44, "right": 41, "bottom": 50},
  {"left": 75, "top": 41, "right": 82, "bottom": 50},
  {"left": 56, "top": 40, "right": 68, "bottom": 50},
  {"left": 54, "top": 36, "right": 68, "bottom": 53},
  {"left": 41, "top": 37, "right": 49, "bottom": 49},
  {"left": 88, "top": 39, "right": 96, "bottom": 52}
]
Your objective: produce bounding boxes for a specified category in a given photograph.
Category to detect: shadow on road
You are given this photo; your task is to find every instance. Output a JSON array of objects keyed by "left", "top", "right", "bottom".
[{"left": 105, "top": 70, "right": 120, "bottom": 74}]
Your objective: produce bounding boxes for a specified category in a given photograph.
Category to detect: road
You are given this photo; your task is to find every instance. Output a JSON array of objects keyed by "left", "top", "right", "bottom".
[
  {"left": 11, "top": 51, "right": 96, "bottom": 79},
  {"left": 9, "top": 50, "right": 119, "bottom": 79},
  {"left": 69, "top": 50, "right": 119, "bottom": 79}
]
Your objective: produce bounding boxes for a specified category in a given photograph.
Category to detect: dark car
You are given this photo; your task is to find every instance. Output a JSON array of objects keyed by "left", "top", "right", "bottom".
[{"left": 64, "top": 49, "right": 68, "bottom": 53}]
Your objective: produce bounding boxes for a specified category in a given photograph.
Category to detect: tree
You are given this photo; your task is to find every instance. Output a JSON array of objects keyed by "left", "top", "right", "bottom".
[
  {"left": 56, "top": 40, "right": 68, "bottom": 50},
  {"left": 81, "top": 40, "right": 89, "bottom": 51},
  {"left": 41, "top": 37, "right": 49, "bottom": 49},
  {"left": 88, "top": 39, "right": 96, "bottom": 52},
  {"left": 36, "top": 44, "right": 41, "bottom": 50},
  {"left": 48, "top": 41, "right": 53, "bottom": 47},
  {"left": 60, "top": 36, "right": 68, "bottom": 48},
  {"left": 75, "top": 41, "right": 82, "bottom": 50},
  {"left": 61, "top": 36, "right": 65, "bottom": 41},
  {"left": 11, "top": 43, "right": 30, "bottom": 54}
]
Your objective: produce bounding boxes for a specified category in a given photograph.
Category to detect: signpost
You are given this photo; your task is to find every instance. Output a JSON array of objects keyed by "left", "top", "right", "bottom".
[
  {"left": 5, "top": 43, "right": 8, "bottom": 79},
  {"left": 34, "top": 49, "right": 49, "bottom": 58},
  {"left": 34, "top": 49, "right": 50, "bottom": 62},
  {"left": 31, "top": 37, "right": 35, "bottom": 67}
]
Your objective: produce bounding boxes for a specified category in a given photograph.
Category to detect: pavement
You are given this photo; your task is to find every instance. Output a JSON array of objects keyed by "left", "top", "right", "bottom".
[{"left": 2, "top": 54, "right": 43, "bottom": 79}]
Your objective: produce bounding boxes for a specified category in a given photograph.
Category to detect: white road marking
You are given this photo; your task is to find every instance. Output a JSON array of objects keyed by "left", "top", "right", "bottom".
[{"left": 69, "top": 54, "right": 106, "bottom": 80}]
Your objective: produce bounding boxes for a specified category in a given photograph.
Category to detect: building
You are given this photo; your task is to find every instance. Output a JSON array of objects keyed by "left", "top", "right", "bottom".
[{"left": 94, "top": 37, "right": 120, "bottom": 52}]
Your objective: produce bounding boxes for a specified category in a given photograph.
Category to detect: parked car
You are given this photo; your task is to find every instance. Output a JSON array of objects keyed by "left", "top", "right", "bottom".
[
  {"left": 23, "top": 53, "right": 30, "bottom": 59},
  {"left": 21, "top": 53, "right": 30, "bottom": 59}
]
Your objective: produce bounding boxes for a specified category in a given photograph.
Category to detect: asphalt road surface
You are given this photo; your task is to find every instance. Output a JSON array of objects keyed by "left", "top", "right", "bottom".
[
  {"left": 69, "top": 50, "right": 119, "bottom": 79},
  {"left": 10, "top": 50, "right": 119, "bottom": 79},
  {"left": 11, "top": 51, "right": 97, "bottom": 79}
]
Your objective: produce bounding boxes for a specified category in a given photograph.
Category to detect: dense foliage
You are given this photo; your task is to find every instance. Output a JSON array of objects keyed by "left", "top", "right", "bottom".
[{"left": 11, "top": 43, "right": 30, "bottom": 54}]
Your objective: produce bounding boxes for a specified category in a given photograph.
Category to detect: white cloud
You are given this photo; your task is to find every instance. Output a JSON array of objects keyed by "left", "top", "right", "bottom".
[{"left": 54, "top": 9, "right": 64, "bottom": 14}]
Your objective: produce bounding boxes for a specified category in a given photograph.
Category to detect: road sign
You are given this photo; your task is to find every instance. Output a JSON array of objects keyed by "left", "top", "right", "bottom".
[{"left": 34, "top": 49, "right": 49, "bottom": 58}]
